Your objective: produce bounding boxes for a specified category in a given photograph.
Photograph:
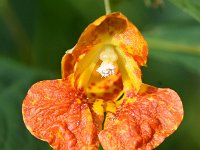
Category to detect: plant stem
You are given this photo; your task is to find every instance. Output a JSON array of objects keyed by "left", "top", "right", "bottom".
[{"left": 104, "top": 0, "right": 111, "bottom": 14}]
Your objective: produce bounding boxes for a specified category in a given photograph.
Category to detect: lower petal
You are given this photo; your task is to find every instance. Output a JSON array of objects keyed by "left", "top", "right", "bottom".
[
  {"left": 22, "top": 79, "right": 99, "bottom": 150},
  {"left": 99, "top": 84, "right": 183, "bottom": 150}
]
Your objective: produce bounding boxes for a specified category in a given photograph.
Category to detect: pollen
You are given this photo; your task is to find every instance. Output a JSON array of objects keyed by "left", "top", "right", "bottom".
[{"left": 96, "top": 45, "right": 118, "bottom": 77}]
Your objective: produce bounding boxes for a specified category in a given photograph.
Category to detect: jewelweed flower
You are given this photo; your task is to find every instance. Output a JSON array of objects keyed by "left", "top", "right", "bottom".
[{"left": 22, "top": 13, "right": 183, "bottom": 150}]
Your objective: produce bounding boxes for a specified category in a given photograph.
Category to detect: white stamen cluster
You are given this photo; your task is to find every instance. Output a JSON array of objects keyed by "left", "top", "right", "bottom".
[
  {"left": 96, "top": 62, "right": 116, "bottom": 77},
  {"left": 96, "top": 45, "right": 118, "bottom": 78}
]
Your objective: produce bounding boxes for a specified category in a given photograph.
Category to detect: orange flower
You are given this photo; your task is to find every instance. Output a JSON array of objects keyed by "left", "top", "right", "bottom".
[{"left": 22, "top": 12, "right": 183, "bottom": 150}]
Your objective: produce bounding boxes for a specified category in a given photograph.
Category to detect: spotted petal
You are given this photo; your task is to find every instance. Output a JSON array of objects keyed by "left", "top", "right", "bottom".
[
  {"left": 22, "top": 79, "right": 99, "bottom": 150},
  {"left": 99, "top": 84, "right": 184, "bottom": 150}
]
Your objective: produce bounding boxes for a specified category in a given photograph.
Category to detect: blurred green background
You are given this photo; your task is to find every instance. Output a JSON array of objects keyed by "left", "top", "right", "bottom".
[{"left": 0, "top": 0, "right": 200, "bottom": 149}]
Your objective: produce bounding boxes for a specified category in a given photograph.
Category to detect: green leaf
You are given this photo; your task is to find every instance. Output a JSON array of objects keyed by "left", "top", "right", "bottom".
[
  {"left": 144, "top": 21, "right": 200, "bottom": 74},
  {"left": 168, "top": 0, "right": 200, "bottom": 22}
]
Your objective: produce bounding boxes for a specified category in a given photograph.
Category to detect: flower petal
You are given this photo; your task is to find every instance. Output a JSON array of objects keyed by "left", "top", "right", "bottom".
[
  {"left": 61, "top": 49, "right": 75, "bottom": 79},
  {"left": 22, "top": 79, "right": 99, "bottom": 150},
  {"left": 99, "top": 84, "right": 183, "bottom": 150},
  {"left": 61, "top": 12, "right": 147, "bottom": 94}
]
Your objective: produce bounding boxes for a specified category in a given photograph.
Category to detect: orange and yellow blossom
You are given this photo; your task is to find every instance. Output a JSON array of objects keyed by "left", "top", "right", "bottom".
[{"left": 22, "top": 13, "right": 183, "bottom": 150}]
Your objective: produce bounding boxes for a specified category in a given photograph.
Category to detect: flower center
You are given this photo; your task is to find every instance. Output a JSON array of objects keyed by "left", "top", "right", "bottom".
[
  {"left": 74, "top": 43, "right": 142, "bottom": 100},
  {"left": 96, "top": 45, "right": 118, "bottom": 77}
]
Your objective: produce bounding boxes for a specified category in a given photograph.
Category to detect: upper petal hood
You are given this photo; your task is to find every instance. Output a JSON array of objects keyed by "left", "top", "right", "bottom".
[{"left": 62, "top": 12, "right": 148, "bottom": 95}]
